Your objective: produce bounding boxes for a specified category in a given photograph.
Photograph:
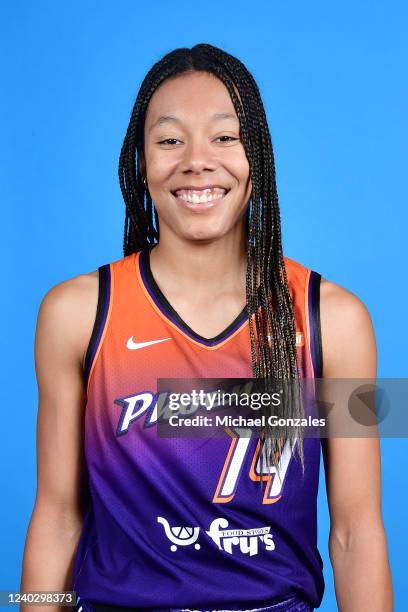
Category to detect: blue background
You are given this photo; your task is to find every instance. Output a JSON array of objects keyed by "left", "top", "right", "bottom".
[{"left": 1, "top": 1, "right": 407, "bottom": 609}]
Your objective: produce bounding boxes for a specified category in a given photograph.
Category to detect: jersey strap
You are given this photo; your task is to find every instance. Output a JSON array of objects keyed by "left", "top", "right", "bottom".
[
  {"left": 308, "top": 271, "right": 323, "bottom": 379},
  {"left": 83, "top": 264, "right": 112, "bottom": 391}
]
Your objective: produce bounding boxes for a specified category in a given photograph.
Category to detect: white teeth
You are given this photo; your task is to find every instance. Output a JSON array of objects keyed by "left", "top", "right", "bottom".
[{"left": 174, "top": 187, "right": 227, "bottom": 204}]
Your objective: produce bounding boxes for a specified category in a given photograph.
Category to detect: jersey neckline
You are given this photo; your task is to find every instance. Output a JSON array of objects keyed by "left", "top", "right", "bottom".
[{"left": 137, "top": 246, "right": 250, "bottom": 348}]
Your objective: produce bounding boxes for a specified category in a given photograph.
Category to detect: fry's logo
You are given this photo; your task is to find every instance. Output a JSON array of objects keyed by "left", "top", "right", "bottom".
[
  {"left": 157, "top": 516, "right": 275, "bottom": 556},
  {"left": 206, "top": 517, "right": 275, "bottom": 556}
]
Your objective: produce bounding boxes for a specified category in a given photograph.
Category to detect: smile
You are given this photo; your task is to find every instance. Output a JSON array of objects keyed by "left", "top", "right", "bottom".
[{"left": 170, "top": 186, "right": 231, "bottom": 211}]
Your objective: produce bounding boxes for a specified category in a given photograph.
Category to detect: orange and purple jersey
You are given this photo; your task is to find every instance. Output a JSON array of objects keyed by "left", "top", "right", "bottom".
[{"left": 73, "top": 247, "right": 324, "bottom": 611}]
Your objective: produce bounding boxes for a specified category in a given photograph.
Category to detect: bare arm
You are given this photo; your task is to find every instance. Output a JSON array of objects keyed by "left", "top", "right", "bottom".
[
  {"left": 320, "top": 279, "right": 393, "bottom": 611},
  {"left": 20, "top": 271, "right": 98, "bottom": 612}
]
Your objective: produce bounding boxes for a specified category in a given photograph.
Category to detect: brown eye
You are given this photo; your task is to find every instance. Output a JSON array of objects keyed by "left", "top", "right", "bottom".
[
  {"left": 158, "top": 138, "right": 181, "bottom": 145},
  {"left": 215, "top": 136, "right": 239, "bottom": 143}
]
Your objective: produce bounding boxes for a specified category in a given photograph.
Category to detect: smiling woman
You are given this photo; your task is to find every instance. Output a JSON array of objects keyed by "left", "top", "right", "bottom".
[{"left": 21, "top": 43, "right": 392, "bottom": 612}]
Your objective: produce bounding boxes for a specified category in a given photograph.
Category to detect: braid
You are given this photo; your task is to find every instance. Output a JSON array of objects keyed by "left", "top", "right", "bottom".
[{"left": 118, "top": 43, "right": 305, "bottom": 477}]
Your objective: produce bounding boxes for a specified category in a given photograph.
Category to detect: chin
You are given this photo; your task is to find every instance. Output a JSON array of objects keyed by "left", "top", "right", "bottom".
[
  {"left": 180, "top": 223, "right": 229, "bottom": 242},
  {"left": 183, "top": 231, "right": 221, "bottom": 243}
]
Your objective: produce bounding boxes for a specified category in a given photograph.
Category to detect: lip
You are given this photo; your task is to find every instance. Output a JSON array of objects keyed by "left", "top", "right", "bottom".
[{"left": 170, "top": 185, "right": 230, "bottom": 212}]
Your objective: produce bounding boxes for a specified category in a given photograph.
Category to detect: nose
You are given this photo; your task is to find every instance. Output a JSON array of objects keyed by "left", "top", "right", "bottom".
[{"left": 179, "top": 137, "right": 217, "bottom": 174}]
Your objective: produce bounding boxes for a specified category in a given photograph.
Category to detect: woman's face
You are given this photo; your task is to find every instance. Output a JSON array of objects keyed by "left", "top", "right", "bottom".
[{"left": 142, "top": 71, "right": 252, "bottom": 243}]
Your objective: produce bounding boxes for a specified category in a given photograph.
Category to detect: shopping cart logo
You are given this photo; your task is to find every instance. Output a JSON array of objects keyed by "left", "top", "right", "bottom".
[{"left": 157, "top": 516, "right": 201, "bottom": 551}]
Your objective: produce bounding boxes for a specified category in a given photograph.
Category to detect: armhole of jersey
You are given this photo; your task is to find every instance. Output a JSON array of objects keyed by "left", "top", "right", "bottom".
[
  {"left": 309, "top": 271, "right": 323, "bottom": 379},
  {"left": 83, "top": 264, "right": 111, "bottom": 392}
]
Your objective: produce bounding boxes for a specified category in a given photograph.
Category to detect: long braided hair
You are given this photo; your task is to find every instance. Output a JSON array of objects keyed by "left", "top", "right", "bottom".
[{"left": 118, "top": 44, "right": 305, "bottom": 477}]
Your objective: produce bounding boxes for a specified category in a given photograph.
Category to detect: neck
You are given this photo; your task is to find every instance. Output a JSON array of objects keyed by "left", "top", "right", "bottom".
[{"left": 148, "top": 229, "right": 248, "bottom": 300}]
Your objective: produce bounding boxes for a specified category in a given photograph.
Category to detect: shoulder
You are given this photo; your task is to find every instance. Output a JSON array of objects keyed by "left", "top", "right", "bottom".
[
  {"left": 319, "top": 276, "right": 372, "bottom": 328},
  {"left": 36, "top": 270, "right": 99, "bottom": 368},
  {"left": 38, "top": 252, "right": 136, "bottom": 322},
  {"left": 39, "top": 270, "right": 99, "bottom": 312},
  {"left": 38, "top": 270, "right": 99, "bottom": 325},
  {"left": 319, "top": 277, "right": 377, "bottom": 377}
]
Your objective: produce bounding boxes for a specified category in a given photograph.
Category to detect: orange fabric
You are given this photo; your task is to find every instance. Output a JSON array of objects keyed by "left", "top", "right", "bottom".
[{"left": 87, "top": 251, "right": 314, "bottom": 399}]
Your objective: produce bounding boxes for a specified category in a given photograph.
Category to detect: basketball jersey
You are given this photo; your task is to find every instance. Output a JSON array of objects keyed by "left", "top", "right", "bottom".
[{"left": 72, "top": 247, "right": 325, "bottom": 611}]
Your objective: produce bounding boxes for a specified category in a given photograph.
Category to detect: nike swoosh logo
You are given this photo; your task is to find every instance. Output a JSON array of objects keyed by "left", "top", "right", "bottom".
[{"left": 126, "top": 336, "right": 172, "bottom": 350}]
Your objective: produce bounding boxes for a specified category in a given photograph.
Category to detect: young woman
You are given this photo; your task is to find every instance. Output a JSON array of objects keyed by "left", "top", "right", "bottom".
[{"left": 21, "top": 44, "right": 392, "bottom": 612}]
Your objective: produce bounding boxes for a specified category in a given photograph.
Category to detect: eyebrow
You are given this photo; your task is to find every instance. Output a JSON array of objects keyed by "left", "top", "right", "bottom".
[{"left": 149, "top": 112, "right": 239, "bottom": 132}]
